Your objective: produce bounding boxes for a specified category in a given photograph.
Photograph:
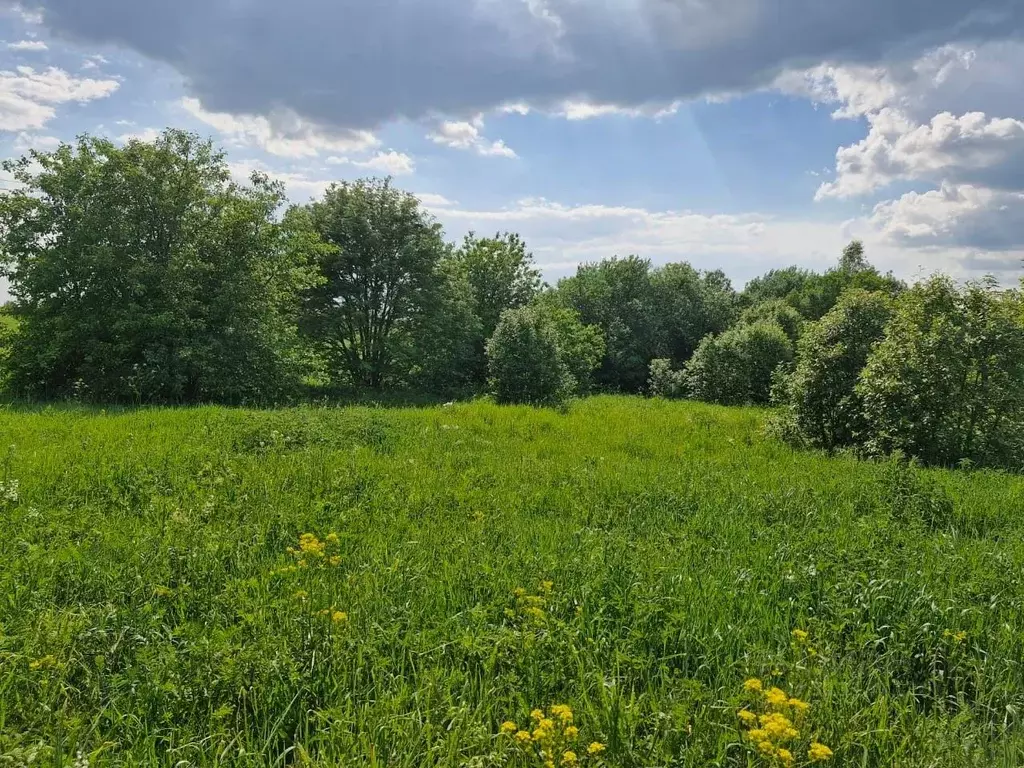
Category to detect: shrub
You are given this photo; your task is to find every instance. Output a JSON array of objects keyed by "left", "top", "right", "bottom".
[
  {"left": 648, "top": 358, "right": 686, "bottom": 398},
  {"left": 857, "top": 277, "right": 1024, "bottom": 469},
  {"left": 782, "top": 290, "right": 894, "bottom": 449},
  {"left": 738, "top": 300, "right": 804, "bottom": 343},
  {"left": 486, "top": 305, "right": 603, "bottom": 406},
  {"left": 685, "top": 321, "right": 794, "bottom": 405}
]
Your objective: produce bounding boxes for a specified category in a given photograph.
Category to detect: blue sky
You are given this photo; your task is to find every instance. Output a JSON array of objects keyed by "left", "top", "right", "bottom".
[{"left": 1, "top": 0, "right": 1023, "bottom": 292}]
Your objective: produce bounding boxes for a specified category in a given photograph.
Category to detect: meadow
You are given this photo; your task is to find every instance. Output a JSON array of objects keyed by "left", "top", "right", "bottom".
[{"left": 2, "top": 396, "right": 1024, "bottom": 767}]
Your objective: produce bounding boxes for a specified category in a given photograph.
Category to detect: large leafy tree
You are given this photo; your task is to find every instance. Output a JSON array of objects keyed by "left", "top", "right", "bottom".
[
  {"left": 0, "top": 130, "right": 322, "bottom": 403},
  {"left": 782, "top": 289, "right": 894, "bottom": 449},
  {"left": 302, "top": 178, "right": 448, "bottom": 390},
  {"left": 650, "top": 263, "right": 739, "bottom": 365},
  {"left": 448, "top": 231, "right": 542, "bottom": 382},
  {"left": 858, "top": 277, "right": 1024, "bottom": 469}
]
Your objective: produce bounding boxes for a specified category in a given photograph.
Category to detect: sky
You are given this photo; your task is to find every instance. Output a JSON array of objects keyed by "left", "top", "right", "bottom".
[{"left": 0, "top": 0, "right": 1022, "bottom": 291}]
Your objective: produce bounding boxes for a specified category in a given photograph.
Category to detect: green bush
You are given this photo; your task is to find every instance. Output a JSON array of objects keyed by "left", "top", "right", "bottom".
[
  {"left": 685, "top": 321, "right": 794, "bottom": 405},
  {"left": 738, "top": 299, "right": 805, "bottom": 343},
  {"left": 783, "top": 290, "right": 894, "bottom": 449},
  {"left": 486, "top": 304, "right": 603, "bottom": 406},
  {"left": 647, "top": 358, "right": 686, "bottom": 398},
  {"left": 857, "top": 277, "right": 1024, "bottom": 469}
]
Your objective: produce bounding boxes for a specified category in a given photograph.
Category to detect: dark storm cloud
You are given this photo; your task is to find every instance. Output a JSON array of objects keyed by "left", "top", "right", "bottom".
[{"left": 13, "top": 0, "right": 1024, "bottom": 128}]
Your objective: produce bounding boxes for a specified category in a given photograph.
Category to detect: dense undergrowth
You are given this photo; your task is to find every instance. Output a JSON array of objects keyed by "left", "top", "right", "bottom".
[{"left": 1, "top": 397, "right": 1023, "bottom": 766}]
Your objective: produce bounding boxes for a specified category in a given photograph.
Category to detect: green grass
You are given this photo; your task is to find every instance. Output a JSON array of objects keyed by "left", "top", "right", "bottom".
[{"left": 2, "top": 396, "right": 1024, "bottom": 767}]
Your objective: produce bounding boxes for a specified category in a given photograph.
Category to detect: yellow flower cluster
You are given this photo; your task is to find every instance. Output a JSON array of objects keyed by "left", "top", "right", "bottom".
[
  {"left": 317, "top": 607, "right": 349, "bottom": 624},
  {"left": 29, "top": 654, "right": 58, "bottom": 671},
  {"left": 791, "top": 627, "right": 818, "bottom": 657},
  {"left": 739, "top": 679, "right": 832, "bottom": 765},
  {"left": 278, "top": 532, "right": 342, "bottom": 572},
  {"left": 943, "top": 629, "right": 968, "bottom": 645},
  {"left": 507, "top": 581, "right": 554, "bottom": 624},
  {"left": 501, "top": 704, "right": 605, "bottom": 767}
]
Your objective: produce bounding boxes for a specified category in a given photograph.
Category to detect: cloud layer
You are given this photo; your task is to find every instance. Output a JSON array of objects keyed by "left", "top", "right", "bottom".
[{"left": 12, "top": 0, "right": 1024, "bottom": 130}]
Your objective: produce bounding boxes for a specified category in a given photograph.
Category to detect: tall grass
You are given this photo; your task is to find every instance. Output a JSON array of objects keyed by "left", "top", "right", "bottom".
[{"left": 1, "top": 397, "right": 1023, "bottom": 766}]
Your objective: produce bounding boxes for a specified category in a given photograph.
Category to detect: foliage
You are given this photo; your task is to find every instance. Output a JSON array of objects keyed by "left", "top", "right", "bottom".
[
  {"left": 486, "top": 305, "right": 574, "bottom": 406},
  {"left": 741, "top": 242, "right": 904, "bottom": 321},
  {"left": 649, "top": 263, "right": 739, "bottom": 364},
  {"left": 406, "top": 258, "right": 483, "bottom": 396},
  {"left": 739, "top": 299, "right": 805, "bottom": 343},
  {"left": 302, "top": 177, "right": 448, "bottom": 390},
  {"left": 1, "top": 398, "right": 1024, "bottom": 766},
  {"left": 857, "top": 276, "right": 1024, "bottom": 469},
  {"left": 648, "top": 358, "right": 687, "bottom": 398},
  {"left": 552, "top": 257, "right": 737, "bottom": 392},
  {"left": 537, "top": 303, "right": 606, "bottom": 394},
  {"left": 781, "top": 290, "right": 894, "bottom": 449},
  {"left": 0, "top": 130, "right": 323, "bottom": 403},
  {"left": 685, "top": 321, "right": 794, "bottom": 405},
  {"left": 450, "top": 232, "right": 542, "bottom": 382}
]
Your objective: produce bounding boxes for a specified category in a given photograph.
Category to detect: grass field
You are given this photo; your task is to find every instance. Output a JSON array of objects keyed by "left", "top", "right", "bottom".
[{"left": 2, "top": 397, "right": 1024, "bottom": 767}]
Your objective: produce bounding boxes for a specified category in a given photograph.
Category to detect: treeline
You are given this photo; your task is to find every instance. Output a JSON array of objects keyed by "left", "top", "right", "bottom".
[{"left": 1, "top": 130, "right": 1022, "bottom": 469}]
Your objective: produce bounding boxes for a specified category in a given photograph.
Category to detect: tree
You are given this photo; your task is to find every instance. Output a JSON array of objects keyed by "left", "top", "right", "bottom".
[
  {"left": 553, "top": 256, "right": 659, "bottom": 392},
  {"left": 782, "top": 289, "right": 894, "bottom": 449},
  {"left": 552, "top": 257, "right": 737, "bottom": 392},
  {"left": 486, "top": 304, "right": 603, "bottom": 406},
  {"left": 448, "top": 231, "right": 541, "bottom": 382},
  {"left": 685, "top": 321, "right": 794, "bottom": 406},
  {"left": 857, "top": 277, "right": 1024, "bottom": 469},
  {"left": 406, "top": 259, "right": 482, "bottom": 395},
  {"left": 0, "top": 130, "right": 322, "bottom": 403},
  {"left": 742, "top": 242, "right": 904, "bottom": 321},
  {"left": 302, "top": 178, "right": 448, "bottom": 390},
  {"left": 648, "top": 358, "right": 686, "bottom": 398},
  {"left": 651, "top": 263, "right": 739, "bottom": 365},
  {"left": 738, "top": 299, "right": 804, "bottom": 343}
]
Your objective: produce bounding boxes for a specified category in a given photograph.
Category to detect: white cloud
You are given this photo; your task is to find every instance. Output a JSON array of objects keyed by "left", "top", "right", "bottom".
[
  {"left": 414, "top": 192, "right": 457, "bottom": 207},
  {"left": 13, "top": 131, "right": 60, "bottom": 151},
  {"left": 871, "top": 184, "right": 1024, "bottom": 251},
  {"left": 559, "top": 100, "right": 680, "bottom": 121},
  {"left": 428, "top": 117, "right": 517, "bottom": 158},
  {"left": 181, "top": 97, "right": 379, "bottom": 159},
  {"left": 116, "top": 128, "right": 162, "bottom": 144},
  {"left": 0, "top": 66, "right": 119, "bottom": 131},
  {"left": 326, "top": 150, "right": 415, "bottom": 175},
  {"left": 7, "top": 40, "right": 47, "bottom": 52},
  {"left": 81, "top": 54, "right": 109, "bottom": 71},
  {"left": 422, "top": 196, "right": 1019, "bottom": 283},
  {"left": 817, "top": 110, "right": 1024, "bottom": 199}
]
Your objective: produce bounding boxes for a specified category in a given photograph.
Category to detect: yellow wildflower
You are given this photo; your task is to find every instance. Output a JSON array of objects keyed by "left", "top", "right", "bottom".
[
  {"left": 747, "top": 729, "right": 768, "bottom": 743},
  {"left": 765, "top": 687, "right": 789, "bottom": 708},
  {"left": 515, "top": 730, "right": 533, "bottom": 744},
  {"left": 777, "top": 748, "right": 795, "bottom": 766},
  {"left": 540, "top": 580, "right": 554, "bottom": 593},
  {"left": 539, "top": 718, "right": 555, "bottom": 732},
  {"left": 744, "top": 678, "right": 763, "bottom": 692},
  {"left": 565, "top": 725, "right": 579, "bottom": 739},
  {"left": 738, "top": 709, "right": 758, "bottom": 725},
  {"left": 791, "top": 629, "right": 809, "bottom": 644},
  {"left": 562, "top": 750, "right": 578, "bottom": 765},
  {"left": 808, "top": 742, "right": 834, "bottom": 762},
  {"left": 587, "top": 742, "right": 606, "bottom": 756},
  {"left": 531, "top": 708, "right": 545, "bottom": 721},
  {"left": 551, "top": 704, "right": 574, "bottom": 723},
  {"left": 515, "top": 587, "right": 528, "bottom": 598},
  {"left": 332, "top": 611, "right": 348, "bottom": 623},
  {"left": 788, "top": 697, "right": 810, "bottom": 714},
  {"left": 758, "top": 741, "right": 775, "bottom": 756},
  {"left": 29, "top": 655, "right": 57, "bottom": 671},
  {"left": 328, "top": 555, "right": 342, "bottom": 566},
  {"left": 500, "top": 721, "right": 518, "bottom": 734},
  {"left": 325, "top": 532, "right": 340, "bottom": 545}
]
